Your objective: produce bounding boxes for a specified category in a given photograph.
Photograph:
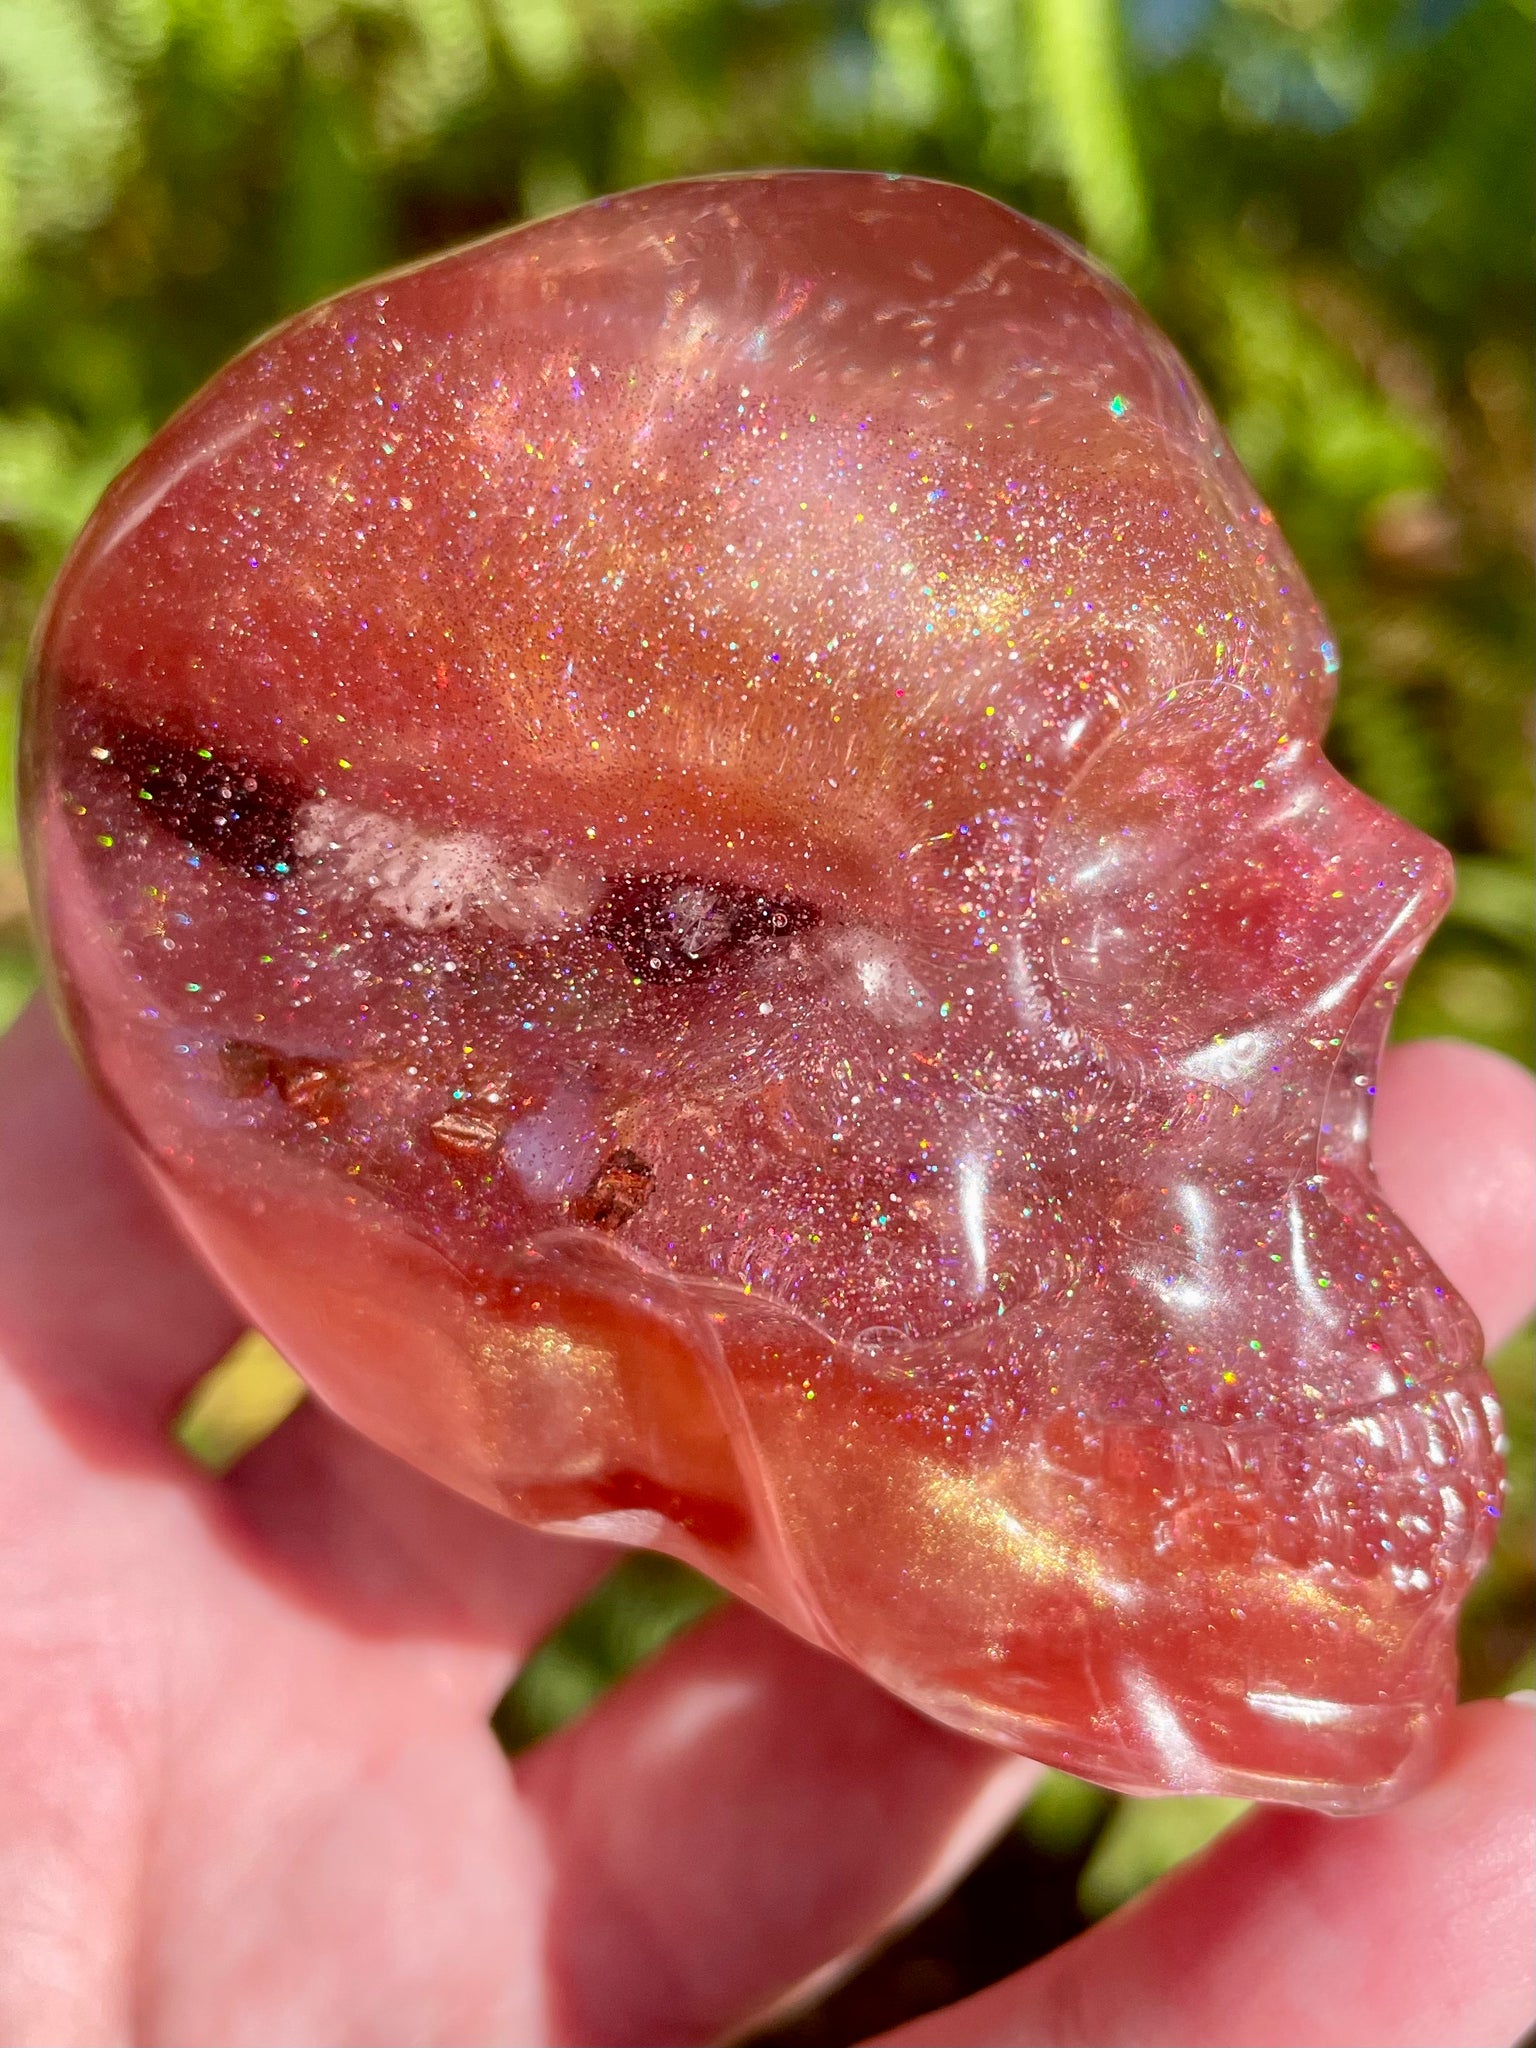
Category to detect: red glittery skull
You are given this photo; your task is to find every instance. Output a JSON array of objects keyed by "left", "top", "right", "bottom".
[{"left": 22, "top": 174, "right": 1500, "bottom": 1810}]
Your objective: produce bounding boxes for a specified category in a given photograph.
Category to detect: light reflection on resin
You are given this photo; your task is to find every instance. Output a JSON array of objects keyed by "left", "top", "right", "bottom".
[{"left": 22, "top": 173, "right": 1501, "bottom": 1810}]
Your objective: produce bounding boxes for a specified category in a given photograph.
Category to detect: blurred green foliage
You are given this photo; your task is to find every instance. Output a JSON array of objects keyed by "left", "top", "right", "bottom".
[{"left": 4, "top": 0, "right": 1532, "bottom": 2021}]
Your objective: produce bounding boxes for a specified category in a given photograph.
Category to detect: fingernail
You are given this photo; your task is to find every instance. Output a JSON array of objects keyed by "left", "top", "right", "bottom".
[{"left": 1502, "top": 1689, "right": 1536, "bottom": 1709}]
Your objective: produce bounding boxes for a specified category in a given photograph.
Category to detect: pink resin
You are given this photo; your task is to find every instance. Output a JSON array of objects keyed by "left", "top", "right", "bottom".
[{"left": 22, "top": 174, "right": 1501, "bottom": 1809}]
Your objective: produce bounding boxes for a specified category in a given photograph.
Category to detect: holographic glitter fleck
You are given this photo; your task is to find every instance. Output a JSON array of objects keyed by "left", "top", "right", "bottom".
[{"left": 21, "top": 174, "right": 1500, "bottom": 1810}]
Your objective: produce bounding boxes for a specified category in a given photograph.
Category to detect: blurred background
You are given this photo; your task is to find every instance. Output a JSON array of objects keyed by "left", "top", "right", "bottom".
[{"left": 2, "top": 0, "right": 1531, "bottom": 2037}]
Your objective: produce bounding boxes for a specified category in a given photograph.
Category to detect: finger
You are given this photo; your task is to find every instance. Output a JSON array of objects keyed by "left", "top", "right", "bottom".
[
  {"left": 520, "top": 1601, "right": 1032, "bottom": 2048},
  {"left": 0, "top": 1354, "right": 568, "bottom": 2045},
  {"left": 223, "top": 1402, "right": 617, "bottom": 1684},
  {"left": 1374, "top": 1038, "right": 1536, "bottom": 1351},
  {"left": 878, "top": 1696, "right": 1535, "bottom": 2048},
  {"left": 0, "top": 1406, "right": 553, "bottom": 2047},
  {"left": 0, "top": 997, "right": 242, "bottom": 1445}
]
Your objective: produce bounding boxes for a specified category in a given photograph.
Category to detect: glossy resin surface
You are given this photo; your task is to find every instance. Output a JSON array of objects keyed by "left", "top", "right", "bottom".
[{"left": 23, "top": 174, "right": 1501, "bottom": 1808}]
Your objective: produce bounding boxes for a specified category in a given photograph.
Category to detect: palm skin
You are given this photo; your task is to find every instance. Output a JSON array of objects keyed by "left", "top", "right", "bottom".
[{"left": 0, "top": 1000, "right": 1531, "bottom": 2048}]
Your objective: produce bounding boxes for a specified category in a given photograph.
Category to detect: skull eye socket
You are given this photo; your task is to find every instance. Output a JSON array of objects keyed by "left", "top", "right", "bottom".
[
  {"left": 593, "top": 872, "right": 820, "bottom": 984},
  {"left": 75, "top": 709, "right": 302, "bottom": 880},
  {"left": 67, "top": 707, "right": 829, "bottom": 994}
]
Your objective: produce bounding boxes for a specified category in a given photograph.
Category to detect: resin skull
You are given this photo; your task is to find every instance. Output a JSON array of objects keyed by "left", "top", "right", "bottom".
[{"left": 22, "top": 174, "right": 1500, "bottom": 1809}]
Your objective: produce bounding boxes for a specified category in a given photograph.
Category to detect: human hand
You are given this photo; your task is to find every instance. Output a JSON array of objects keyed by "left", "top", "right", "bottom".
[{"left": 0, "top": 1000, "right": 1531, "bottom": 2047}]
